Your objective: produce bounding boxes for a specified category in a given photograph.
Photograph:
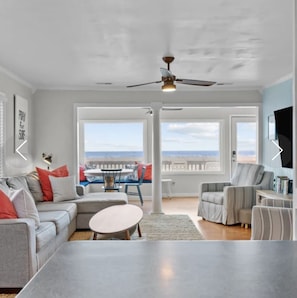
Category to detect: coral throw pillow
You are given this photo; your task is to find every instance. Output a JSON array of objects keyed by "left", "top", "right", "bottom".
[
  {"left": 79, "top": 165, "right": 86, "bottom": 182},
  {"left": 36, "top": 165, "right": 69, "bottom": 201},
  {"left": 0, "top": 190, "right": 18, "bottom": 219},
  {"left": 137, "top": 163, "right": 152, "bottom": 181}
]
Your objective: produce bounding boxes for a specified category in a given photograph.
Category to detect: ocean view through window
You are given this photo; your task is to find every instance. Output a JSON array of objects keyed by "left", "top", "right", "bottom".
[
  {"left": 161, "top": 121, "right": 222, "bottom": 172},
  {"left": 81, "top": 115, "right": 256, "bottom": 173},
  {"left": 84, "top": 122, "right": 144, "bottom": 168}
]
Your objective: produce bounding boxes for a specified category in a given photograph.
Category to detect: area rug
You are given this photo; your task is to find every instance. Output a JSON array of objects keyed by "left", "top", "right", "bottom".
[{"left": 69, "top": 214, "right": 204, "bottom": 241}]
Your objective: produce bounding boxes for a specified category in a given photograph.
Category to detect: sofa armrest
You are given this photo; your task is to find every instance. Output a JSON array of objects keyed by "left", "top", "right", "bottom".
[
  {"left": 261, "top": 198, "right": 293, "bottom": 208},
  {"left": 251, "top": 206, "right": 292, "bottom": 240},
  {"left": 0, "top": 218, "right": 37, "bottom": 288},
  {"left": 76, "top": 184, "right": 86, "bottom": 196}
]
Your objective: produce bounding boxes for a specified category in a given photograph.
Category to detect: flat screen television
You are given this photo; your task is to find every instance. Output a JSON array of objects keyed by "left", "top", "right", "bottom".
[{"left": 274, "top": 106, "right": 293, "bottom": 168}]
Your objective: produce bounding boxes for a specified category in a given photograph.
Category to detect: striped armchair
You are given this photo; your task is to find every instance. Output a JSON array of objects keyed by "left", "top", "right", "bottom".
[
  {"left": 251, "top": 198, "right": 293, "bottom": 240},
  {"left": 198, "top": 163, "right": 274, "bottom": 225}
]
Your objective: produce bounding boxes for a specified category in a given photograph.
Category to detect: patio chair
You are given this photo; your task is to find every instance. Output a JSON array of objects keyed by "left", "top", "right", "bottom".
[{"left": 125, "top": 166, "right": 146, "bottom": 205}]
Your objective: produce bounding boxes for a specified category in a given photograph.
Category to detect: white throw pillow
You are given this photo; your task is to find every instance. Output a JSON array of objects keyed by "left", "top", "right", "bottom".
[
  {"left": 9, "top": 188, "right": 40, "bottom": 229},
  {"left": 125, "top": 164, "right": 138, "bottom": 181},
  {"left": 49, "top": 175, "right": 80, "bottom": 202}
]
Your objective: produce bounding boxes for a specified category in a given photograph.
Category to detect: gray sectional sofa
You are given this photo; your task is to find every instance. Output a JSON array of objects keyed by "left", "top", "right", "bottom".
[{"left": 0, "top": 172, "right": 128, "bottom": 288}]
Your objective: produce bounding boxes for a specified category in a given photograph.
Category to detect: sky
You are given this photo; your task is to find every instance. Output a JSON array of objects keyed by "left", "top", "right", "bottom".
[
  {"left": 84, "top": 122, "right": 143, "bottom": 151},
  {"left": 84, "top": 121, "right": 256, "bottom": 152}
]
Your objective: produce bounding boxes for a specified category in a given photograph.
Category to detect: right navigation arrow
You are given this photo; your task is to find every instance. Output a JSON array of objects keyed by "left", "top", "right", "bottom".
[{"left": 271, "top": 140, "right": 283, "bottom": 160}]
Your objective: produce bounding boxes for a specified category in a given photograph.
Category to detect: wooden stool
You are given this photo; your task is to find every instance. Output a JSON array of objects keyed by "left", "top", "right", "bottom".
[{"left": 239, "top": 208, "right": 252, "bottom": 229}]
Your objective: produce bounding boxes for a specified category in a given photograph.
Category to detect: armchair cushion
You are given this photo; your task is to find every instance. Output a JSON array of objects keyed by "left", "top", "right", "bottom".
[
  {"left": 231, "top": 163, "right": 264, "bottom": 186},
  {"left": 201, "top": 192, "right": 224, "bottom": 205}
]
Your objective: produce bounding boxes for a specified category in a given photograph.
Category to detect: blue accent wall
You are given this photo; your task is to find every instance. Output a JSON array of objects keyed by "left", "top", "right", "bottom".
[{"left": 262, "top": 79, "right": 293, "bottom": 179}]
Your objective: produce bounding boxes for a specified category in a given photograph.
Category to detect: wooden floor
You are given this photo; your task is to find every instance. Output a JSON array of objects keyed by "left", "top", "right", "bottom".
[{"left": 129, "top": 197, "right": 251, "bottom": 240}]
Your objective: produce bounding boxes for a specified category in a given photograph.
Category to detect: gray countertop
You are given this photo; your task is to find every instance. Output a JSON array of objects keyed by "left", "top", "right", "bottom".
[{"left": 17, "top": 240, "right": 297, "bottom": 298}]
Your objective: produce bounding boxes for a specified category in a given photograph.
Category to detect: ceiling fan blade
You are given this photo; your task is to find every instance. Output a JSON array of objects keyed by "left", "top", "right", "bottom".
[
  {"left": 126, "top": 81, "right": 162, "bottom": 88},
  {"left": 176, "top": 78, "right": 216, "bottom": 86},
  {"left": 160, "top": 68, "right": 174, "bottom": 78},
  {"left": 162, "top": 107, "right": 183, "bottom": 111}
]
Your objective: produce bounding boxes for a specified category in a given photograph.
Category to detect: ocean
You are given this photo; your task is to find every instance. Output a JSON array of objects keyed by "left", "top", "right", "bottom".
[{"left": 85, "top": 150, "right": 255, "bottom": 159}]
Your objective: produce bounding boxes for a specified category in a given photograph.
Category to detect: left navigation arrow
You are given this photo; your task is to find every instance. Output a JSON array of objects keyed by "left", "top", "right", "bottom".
[{"left": 16, "top": 140, "right": 28, "bottom": 160}]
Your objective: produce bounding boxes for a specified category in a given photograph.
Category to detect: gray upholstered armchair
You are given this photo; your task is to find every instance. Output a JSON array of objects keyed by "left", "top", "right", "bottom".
[
  {"left": 198, "top": 163, "right": 274, "bottom": 225},
  {"left": 251, "top": 198, "right": 293, "bottom": 240}
]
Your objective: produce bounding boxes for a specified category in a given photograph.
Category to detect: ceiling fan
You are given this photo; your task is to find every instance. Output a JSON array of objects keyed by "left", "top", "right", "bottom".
[{"left": 127, "top": 56, "right": 216, "bottom": 92}]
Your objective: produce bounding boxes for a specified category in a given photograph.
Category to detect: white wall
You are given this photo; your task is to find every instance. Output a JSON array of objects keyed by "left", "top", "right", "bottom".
[
  {"left": 33, "top": 89, "right": 261, "bottom": 197},
  {"left": 0, "top": 71, "right": 33, "bottom": 176}
]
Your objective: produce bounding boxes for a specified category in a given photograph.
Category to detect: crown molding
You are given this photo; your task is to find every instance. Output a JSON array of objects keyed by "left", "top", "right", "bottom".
[{"left": 0, "top": 65, "right": 35, "bottom": 92}]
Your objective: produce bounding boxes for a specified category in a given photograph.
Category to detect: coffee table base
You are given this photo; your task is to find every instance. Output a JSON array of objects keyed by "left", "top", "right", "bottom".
[{"left": 92, "top": 223, "right": 142, "bottom": 240}]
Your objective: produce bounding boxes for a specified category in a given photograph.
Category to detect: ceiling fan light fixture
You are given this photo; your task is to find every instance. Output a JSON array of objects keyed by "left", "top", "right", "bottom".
[{"left": 162, "top": 81, "right": 176, "bottom": 92}]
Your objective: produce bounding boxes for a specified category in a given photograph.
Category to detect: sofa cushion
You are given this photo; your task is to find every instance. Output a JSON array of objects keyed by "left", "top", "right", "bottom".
[
  {"left": 201, "top": 192, "right": 224, "bottom": 205},
  {"left": 49, "top": 175, "right": 80, "bottom": 202},
  {"left": 6, "top": 176, "right": 30, "bottom": 192},
  {"left": 36, "top": 202, "right": 77, "bottom": 223},
  {"left": 0, "top": 190, "right": 18, "bottom": 219},
  {"left": 231, "top": 163, "right": 264, "bottom": 186},
  {"left": 0, "top": 178, "right": 10, "bottom": 195},
  {"left": 26, "top": 171, "right": 43, "bottom": 202},
  {"left": 71, "top": 192, "right": 128, "bottom": 214},
  {"left": 36, "top": 165, "right": 69, "bottom": 201},
  {"left": 9, "top": 189, "right": 40, "bottom": 229},
  {"left": 35, "top": 221, "right": 56, "bottom": 252},
  {"left": 38, "top": 211, "right": 70, "bottom": 234}
]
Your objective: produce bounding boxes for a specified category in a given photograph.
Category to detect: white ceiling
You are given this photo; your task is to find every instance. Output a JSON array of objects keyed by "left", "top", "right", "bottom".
[{"left": 0, "top": 0, "right": 293, "bottom": 91}]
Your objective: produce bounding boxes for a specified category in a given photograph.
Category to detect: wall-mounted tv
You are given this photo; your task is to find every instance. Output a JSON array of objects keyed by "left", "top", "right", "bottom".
[{"left": 274, "top": 106, "right": 293, "bottom": 168}]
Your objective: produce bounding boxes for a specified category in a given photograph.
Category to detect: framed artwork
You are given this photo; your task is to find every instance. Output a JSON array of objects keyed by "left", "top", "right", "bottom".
[
  {"left": 14, "top": 95, "right": 28, "bottom": 152},
  {"left": 268, "top": 114, "right": 276, "bottom": 140}
]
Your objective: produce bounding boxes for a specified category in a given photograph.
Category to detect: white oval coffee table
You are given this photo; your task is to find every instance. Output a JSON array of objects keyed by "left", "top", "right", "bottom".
[{"left": 89, "top": 204, "right": 143, "bottom": 240}]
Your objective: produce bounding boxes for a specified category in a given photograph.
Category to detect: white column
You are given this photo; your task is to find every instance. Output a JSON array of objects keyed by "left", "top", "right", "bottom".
[{"left": 151, "top": 102, "right": 163, "bottom": 214}]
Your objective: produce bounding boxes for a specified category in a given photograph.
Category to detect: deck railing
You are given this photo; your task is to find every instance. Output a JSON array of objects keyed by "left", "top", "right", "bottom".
[{"left": 85, "top": 158, "right": 221, "bottom": 172}]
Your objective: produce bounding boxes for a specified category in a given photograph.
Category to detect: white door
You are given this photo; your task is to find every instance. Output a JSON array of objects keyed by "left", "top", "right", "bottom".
[{"left": 231, "top": 116, "right": 258, "bottom": 174}]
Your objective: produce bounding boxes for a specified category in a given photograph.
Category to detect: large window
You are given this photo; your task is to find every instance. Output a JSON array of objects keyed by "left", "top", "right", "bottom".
[
  {"left": 83, "top": 121, "right": 144, "bottom": 168},
  {"left": 161, "top": 121, "right": 222, "bottom": 172}
]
